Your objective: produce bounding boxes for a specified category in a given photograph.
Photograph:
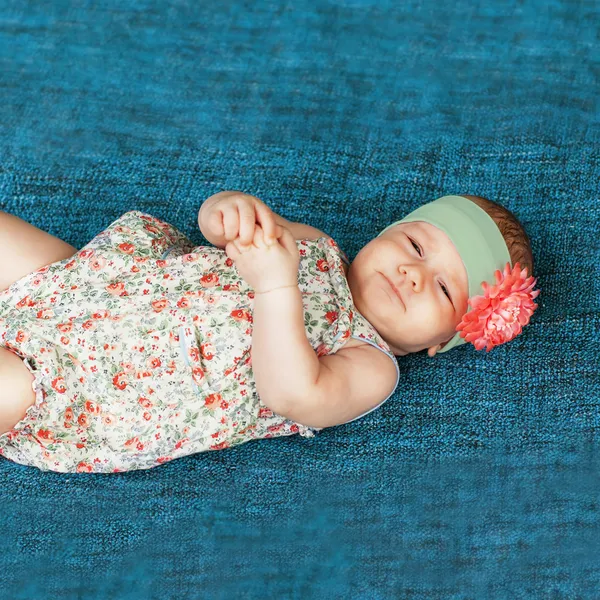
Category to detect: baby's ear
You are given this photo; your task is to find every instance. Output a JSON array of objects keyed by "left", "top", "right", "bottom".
[{"left": 427, "top": 344, "right": 442, "bottom": 358}]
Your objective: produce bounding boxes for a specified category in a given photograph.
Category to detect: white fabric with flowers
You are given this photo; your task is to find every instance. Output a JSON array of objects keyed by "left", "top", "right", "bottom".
[{"left": 0, "top": 211, "right": 399, "bottom": 473}]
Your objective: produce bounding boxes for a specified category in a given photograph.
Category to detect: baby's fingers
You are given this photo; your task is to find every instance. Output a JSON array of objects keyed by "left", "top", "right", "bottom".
[
  {"left": 221, "top": 206, "right": 241, "bottom": 242},
  {"left": 254, "top": 202, "right": 279, "bottom": 245},
  {"left": 225, "top": 240, "right": 240, "bottom": 261},
  {"left": 237, "top": 201, "right": 257, "bottom": 246},
  {"left": 277, "top": 226, "right": 298, "bottom": 255},
  {"left": 265, "top": 225, "right": 284, "bottom": 246}
]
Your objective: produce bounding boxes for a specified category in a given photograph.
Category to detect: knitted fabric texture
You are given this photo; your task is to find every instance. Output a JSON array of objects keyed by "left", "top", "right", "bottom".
[{"left": 0, "top": 0, "right": 598, "bottom": 597}]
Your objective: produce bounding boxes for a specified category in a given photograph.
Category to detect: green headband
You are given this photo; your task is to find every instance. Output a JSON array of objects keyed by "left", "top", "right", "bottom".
[{"left": 377, "top": 195, "right": 512, "bottom": 354}]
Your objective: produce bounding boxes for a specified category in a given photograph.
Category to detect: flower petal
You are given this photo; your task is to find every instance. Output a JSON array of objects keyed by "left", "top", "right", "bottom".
[{"left": 455, "top": 261, "right": 541, "bottom": 352}]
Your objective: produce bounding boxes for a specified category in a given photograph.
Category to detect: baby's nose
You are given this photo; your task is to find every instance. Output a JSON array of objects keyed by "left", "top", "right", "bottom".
[{"left": 400, "top": 266, "right": 424, "bottom": 291}]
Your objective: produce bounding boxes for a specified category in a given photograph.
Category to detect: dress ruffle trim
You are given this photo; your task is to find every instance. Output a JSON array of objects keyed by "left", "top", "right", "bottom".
[{"left": 0, "top": 355, "right": 49, "bottom": 449}]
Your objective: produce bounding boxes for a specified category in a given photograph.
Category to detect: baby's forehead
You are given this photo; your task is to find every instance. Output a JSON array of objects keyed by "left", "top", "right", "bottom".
[
  {"left": 386, "top": 221, "right": 464, "bottom": 264},
  {"left": 389, "top": 220, "right": 445, "bottom": 242}
]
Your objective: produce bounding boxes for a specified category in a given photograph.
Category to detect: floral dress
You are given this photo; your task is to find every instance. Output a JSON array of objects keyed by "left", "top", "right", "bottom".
[{"left": 0, "top": 211, "right": 400, "bottom": 473}]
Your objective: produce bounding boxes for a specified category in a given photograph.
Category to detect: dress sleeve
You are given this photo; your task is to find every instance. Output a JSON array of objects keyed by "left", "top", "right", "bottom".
[{"left": 84, "top": 210, "right": 198, "bottom": 260}]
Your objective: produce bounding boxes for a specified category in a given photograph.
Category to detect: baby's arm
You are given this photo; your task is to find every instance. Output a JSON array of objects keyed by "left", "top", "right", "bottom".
[
  {"left": 252, "top": 285, "right": 397, "bottom": 429},
  {"left": 251, "top": 285, "right": 322, "bottom": 417}
]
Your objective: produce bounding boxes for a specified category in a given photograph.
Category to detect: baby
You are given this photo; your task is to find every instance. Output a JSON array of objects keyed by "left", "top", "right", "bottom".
[{"left": 0, "top": 191, "right": 539, "bottom": 473}]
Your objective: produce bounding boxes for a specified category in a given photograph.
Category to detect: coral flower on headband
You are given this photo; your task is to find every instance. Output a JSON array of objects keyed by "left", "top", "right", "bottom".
[{"left": 456, "top": 262, "right": 540, "bottom": 352}]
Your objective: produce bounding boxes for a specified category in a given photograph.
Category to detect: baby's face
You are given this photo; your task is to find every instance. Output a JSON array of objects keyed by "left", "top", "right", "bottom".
[{"left": 346, "top": 221, "right": 469, "bottom": 356}]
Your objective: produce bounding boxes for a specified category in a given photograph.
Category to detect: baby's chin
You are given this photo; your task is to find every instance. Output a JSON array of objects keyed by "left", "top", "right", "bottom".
[
  {"left": 387, "top": 341, "right": 409, "bottom": 356},
  {"left": 372, "top": 329, "right": 408, "bottom": 356},
  {"left": 380, "top": 330, "right": 454, "bottom": 357}
]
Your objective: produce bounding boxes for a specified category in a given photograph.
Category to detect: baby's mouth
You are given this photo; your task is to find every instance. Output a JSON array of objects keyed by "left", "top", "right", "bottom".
[{"left": 380, "top": 273, "right": 405, "bottom": 309}]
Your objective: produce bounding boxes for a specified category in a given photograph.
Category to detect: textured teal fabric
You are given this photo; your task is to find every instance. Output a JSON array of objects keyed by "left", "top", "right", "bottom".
[{"left": 1, "top": 0, "right": 598, "bottom": 597}]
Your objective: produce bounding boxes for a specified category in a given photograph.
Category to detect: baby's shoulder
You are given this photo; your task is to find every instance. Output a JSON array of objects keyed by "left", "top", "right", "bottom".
[
  {"left": 337, "top": 339, "right": 397, "bottom": 387},
  {"left": 339, "top": 337, "right": 369, "bottom": 351},
  {"left": 316, "top": 340, "right": 397, "bottom": 423}
]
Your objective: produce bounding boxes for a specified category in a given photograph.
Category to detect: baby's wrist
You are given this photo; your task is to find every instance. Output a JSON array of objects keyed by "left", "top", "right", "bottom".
[{"left": 254, "top": 284, "right": 298, "bottom": 295}]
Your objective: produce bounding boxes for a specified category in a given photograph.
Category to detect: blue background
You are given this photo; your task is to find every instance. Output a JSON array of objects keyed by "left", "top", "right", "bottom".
[{"left": 1, "top": 1, "right": 599, "bottom": 597}]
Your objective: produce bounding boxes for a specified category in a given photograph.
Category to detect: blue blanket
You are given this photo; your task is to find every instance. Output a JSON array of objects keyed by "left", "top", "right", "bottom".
[{"left": 1, "top": 0, "right": 598, "bottom": 597}]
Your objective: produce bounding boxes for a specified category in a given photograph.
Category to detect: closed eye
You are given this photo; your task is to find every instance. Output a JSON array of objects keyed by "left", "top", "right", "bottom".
[
  {"left": 410, "top": 238, "right": 422, "bottom": 256},
  {"left": 408, "top": 237, "right": 453, "bottom": 303}
]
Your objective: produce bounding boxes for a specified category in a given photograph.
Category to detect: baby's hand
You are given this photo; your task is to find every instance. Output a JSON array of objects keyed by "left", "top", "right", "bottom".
[
  {"left": 225, "top": 224, "right": 300, "bottom": 294},
  {"left": 200, "top": 191, "right": 281, "bottom": 247}
]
